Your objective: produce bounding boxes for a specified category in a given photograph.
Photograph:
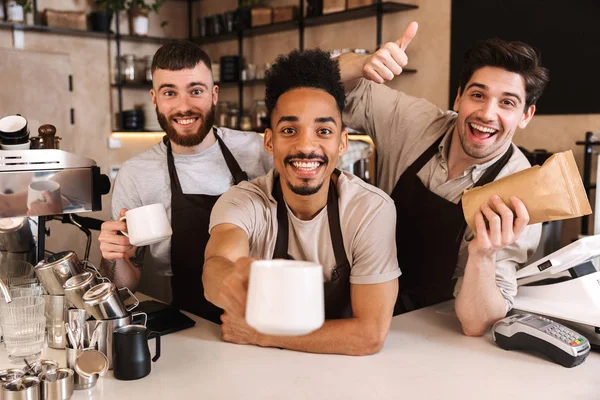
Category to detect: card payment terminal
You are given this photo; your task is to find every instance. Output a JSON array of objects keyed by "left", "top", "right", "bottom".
[{"left": 492, "top": 313, "right": 591, "bottom": 368}]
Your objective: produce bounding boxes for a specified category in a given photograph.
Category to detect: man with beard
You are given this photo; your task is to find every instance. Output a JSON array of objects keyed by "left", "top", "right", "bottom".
[
  {"left": 98, "top": 41, "right": 272, "bottom": 323},
  {"left": 338, "top": 23, "right": 549, "bottom": 335},
  {"left": 202, "top": 49, "right": 400, "bottom": 355}
]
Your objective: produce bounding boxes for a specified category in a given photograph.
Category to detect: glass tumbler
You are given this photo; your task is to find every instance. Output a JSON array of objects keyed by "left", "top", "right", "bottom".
[{"left": 0, "top": 292, "right": 46, "bottom": 363}]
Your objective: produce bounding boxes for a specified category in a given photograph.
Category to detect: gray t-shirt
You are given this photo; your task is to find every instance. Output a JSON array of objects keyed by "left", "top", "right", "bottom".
[
  {"left": 111, "top": 127, "right": 273, "bottom": 285},
  {"left": 209, "top": 169, "right": 401, "bottom": 285}
]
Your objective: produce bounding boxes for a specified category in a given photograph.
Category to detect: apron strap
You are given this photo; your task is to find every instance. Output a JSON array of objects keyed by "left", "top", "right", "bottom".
[
  {"left": 165, "top": 137, "right": 184, "bottom": 197},
  {"left": 404, "top": 134, "right": 445, "bottom": 177},
  {"left": 215, "top": 130, "right": 249, "bottom": 185},
  {"left": 272, "top": 174, "right": 290, "bottom": 259},
  {"left": 327, "top": 170, "right": 350, "bottom": 269},
  {"left": 271, "top": 170, "right": 348, "bottom": 269},
  {"left": 164, "top": 128, "right": 249, "bottom": 193},
  {"left": 454, "top": 144, "right": 515, "bottom": 244}
]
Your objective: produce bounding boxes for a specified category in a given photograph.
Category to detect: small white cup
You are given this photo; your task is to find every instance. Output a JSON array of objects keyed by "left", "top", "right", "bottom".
[
  {"left": 119, "top": 203, "right": 172, "bottom": 247},
  {"left": 27, "top": 181, "right": 61, "bottom": 210},
  {"left": 246, "top": 260, "right": 324, "bottom": 336}
]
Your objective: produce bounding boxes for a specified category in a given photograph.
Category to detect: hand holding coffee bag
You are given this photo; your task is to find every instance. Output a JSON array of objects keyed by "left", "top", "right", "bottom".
[{"left": 462, "top": 150, "right": 591, "bottom": 232}]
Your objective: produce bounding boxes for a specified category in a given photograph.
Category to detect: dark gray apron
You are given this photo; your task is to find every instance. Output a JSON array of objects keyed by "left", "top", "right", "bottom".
[
  {"left": 166, "top": 131, "right": 248, "bottom": 323},
  {"left": 271, "top": 170, "right": 352, "bottom": 319},
  {"left": 391, "top": 135, "right": 513, "bottom": 313}
]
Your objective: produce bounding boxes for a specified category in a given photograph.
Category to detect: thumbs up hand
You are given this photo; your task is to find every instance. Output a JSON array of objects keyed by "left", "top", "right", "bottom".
[{"left": 363, "top": 21, "right": 418, "bottom": 83}]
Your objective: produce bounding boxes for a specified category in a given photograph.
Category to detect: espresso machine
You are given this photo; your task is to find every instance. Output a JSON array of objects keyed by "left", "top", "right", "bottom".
[{"left": 0, "top": 148, "right": 111, "bottom": 262}]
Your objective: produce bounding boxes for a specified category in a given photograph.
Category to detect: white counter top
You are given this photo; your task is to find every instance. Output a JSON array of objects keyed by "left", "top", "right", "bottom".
[{"left": 1, "top": 300, "right": 598, "bottom": 400}]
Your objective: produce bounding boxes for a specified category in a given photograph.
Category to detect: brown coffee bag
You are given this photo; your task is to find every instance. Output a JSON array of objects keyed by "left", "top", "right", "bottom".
[{"left": 462, "top": 150, "right": 591, "bottom": 232}]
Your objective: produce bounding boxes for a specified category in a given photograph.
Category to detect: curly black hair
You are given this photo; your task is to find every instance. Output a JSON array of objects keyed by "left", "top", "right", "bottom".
[{"left": 264, "top": 49, "right": 346, "bottom": 121}]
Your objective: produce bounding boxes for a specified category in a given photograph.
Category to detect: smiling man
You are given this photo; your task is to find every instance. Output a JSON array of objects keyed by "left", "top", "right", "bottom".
[
  {"left": 202, "top": 49, "right": 400, "bottom": 355},
  {"left": 339, "top": 25, "right": 550, "bottom": 335},
  {"left": 98, "top": 41, "right": 272, "bottom": 322}
]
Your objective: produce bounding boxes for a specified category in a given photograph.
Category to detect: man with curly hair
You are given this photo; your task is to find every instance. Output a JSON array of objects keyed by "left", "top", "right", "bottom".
[{"left": 202, "top": 49, "right": 400, "bottom": 355}]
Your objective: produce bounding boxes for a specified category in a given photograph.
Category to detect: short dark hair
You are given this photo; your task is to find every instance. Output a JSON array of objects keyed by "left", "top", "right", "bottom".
[
  {"left": 264, "top": 49, "right": 346, "bottom": 120},
  {"left": 459, "top": 39, "right": 549, "bottom": 109},
  {"left": 151, "top": 40, "right": 212, "bottom": 75}
]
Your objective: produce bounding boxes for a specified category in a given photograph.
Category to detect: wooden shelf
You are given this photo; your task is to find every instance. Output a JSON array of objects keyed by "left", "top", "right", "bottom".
[
  {"left": 111, "top": 79, "right": 266, "bottom": 89},
  {"left": 0, "top": 21, "right": 112, "bottom": 39},
  {"left": 243, "top": 20, "right": 298, "bottom": 38},
  {"left": 0, "top": 22, "right": 179, "bottom": 44},
  {"left": 112, "top": 82, "right": 152, "bottom": 89},
  {"left": 117, "top": 34, "right": 176, "bottom": 44},
  {"left": 304, "top": 2, "right": 417, "bottom": 26},
  {"left": 192, "top": 2, "right": 417, "bottom": 45},
  {"left": 217, "top": 79, "right": 265, "bottom": 88}
]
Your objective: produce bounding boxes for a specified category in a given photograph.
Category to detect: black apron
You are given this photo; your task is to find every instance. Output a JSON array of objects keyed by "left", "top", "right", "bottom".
[
  {"left": 166, "top": 131, "right": 248, "bottom": 323},
  {"left": 391, "top": 134, "right": 513, "bottom": 314},
  {"left": 271, "top": 171, "right": 352, "bottom": 319}
]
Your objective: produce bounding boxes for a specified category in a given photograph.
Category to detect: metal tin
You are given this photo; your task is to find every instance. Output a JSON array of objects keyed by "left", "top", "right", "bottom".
[
  {"left": 35, "top": 251, "right": 84, "bottom": 295},
  {"left": 2, "top": 376, "right": 40, "bottom": 400},
  {"left": 0, "top": 368, "right": 25, "bottom": 382},
  {"left": 63, "top": 271, "right": 107, "bottom": 310},
  {"left": 83, "top": 282, "right": 138, "bottom": 320},
  {"left": 40, "top": 368, "right": 74, "bottom": 400},
  {"left": 23, "top": 359, "right": 59, "bottom": 376}
]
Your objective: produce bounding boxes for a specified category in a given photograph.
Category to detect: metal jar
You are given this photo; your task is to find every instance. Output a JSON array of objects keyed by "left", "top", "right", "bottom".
[
  {"left": 63, "top": 271, "right": 108, "bottom": 310},
  {"left": 1, "top": 376, "right": 40, "bottom": 400},
  {"left": 82, "top": 282, "right": 139, "bottom": 320},
  {"left": 35, "top": 251, "right": 84, "bottom": 295}
]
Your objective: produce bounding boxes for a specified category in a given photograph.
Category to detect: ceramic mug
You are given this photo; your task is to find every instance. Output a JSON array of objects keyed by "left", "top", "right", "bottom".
[
  {"left": 119, "top": 203, "right": 172, "bottom": 247},
  {"left": 0, "top": 115, "right": 27, "bottom": 138},
  {"left": 245, "top": 259, "right": 325, "bottom": 336},
  {"left": 27, "top": 181, "right": 61, "bottom": 211}
]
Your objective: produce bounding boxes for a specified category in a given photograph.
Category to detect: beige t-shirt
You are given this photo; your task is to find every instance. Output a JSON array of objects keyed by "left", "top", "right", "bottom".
[
  {"left": 209, "top": 169, "right": 401, "bottom": 285},
  {"left": 343, "top": 79, "right": 542, "bottom": 310}
]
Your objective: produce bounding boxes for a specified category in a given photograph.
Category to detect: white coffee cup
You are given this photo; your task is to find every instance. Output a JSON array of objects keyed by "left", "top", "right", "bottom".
[
  {"left": 119, "top": 203, "right": 172, "bottom": 247},
  {"left": 27, "top": 180, "right": 61, "bottom": 210},
  {"left": 246, "top": 260, "right": 324, "bottom": 336}
]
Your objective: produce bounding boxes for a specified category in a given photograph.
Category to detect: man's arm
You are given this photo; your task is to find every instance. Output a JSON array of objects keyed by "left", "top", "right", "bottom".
[
  {"left": 455, "top": 195, "right": 530, "bottom": 336},
  {"left": 222, "top": 279, "right": 398, "bottom": 356},
  {"left": 337, "top": 21, "right": 418, "bottom": 91},
  {"left": 98, "top": 208, "right": 143, "bottom": 292},
  {"left": 202, "top": 223, "right": 251, "bottom": 317}
]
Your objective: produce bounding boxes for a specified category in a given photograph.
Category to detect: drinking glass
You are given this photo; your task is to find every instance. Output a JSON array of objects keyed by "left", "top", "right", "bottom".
[
  {"left": 0, "top": 260, "right": 35, "bottom": 287},
  {"left": 0, "top": 291, "right": 46, "bottom": 363}
]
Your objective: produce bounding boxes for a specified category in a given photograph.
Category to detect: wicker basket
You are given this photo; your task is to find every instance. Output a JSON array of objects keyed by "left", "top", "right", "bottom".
[{"left": 42, "top": 9, "right": 87, "bottom": 30}]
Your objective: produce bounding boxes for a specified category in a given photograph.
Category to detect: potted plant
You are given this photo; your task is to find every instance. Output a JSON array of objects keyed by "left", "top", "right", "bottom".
[
  {"left": 127, "top": 0, "right": 166, "bottom": 36},
  {"left": 6, "top": 0, "right": 32, "bottom": 23},
  {"left": 90, "top": 0, "right": 125, "bottom": 33}
]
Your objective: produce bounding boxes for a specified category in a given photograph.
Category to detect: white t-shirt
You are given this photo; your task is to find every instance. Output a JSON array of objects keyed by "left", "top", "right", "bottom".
[{"left": 210, "top": 169, "right": 401, "bottom": 285}]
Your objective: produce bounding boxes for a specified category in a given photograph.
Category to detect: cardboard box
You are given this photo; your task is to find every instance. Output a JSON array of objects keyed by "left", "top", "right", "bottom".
[
  {"left": 322, "top": 0, "right": 346, "bottom": 14},
  {"left": 251, "top": 8, "right": 273, "bottom": 27},
  {"left": 42, "top": 9, "right": 87, "bottom": 30},
  {"left": 273, "top": 6, "right": 299, "bottom": 23},
  {"left": 347, "top": 0, "right": 375, "bottom": 9}
]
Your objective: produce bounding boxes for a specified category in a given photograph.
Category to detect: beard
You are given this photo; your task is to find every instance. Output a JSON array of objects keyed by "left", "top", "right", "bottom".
[
  {"left": 283, "top": 152, "right": 328, "bottom": 196},
  {"left": 156, "top": 103, "right": 216, "bottom": 147}
]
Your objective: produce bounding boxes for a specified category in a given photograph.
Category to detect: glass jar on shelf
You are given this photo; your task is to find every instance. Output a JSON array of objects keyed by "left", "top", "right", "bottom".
[
  {"left": 216, "top": 102, "right": 231, "bottom": 127},
  {"left": 228, "top": 106, "right": 240, "bottom": 129},
  {"left": 240, "top": 113, "right": 252, "bottom": 131},
  {"left": 144, "top": 55, "right": 153, "bottom": 83},
  {"left": 251, "top": 100, "right": 268, "bottom": 132},
  {"left": 121, "top": 54, "right": 137, "bottom": 83}
]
